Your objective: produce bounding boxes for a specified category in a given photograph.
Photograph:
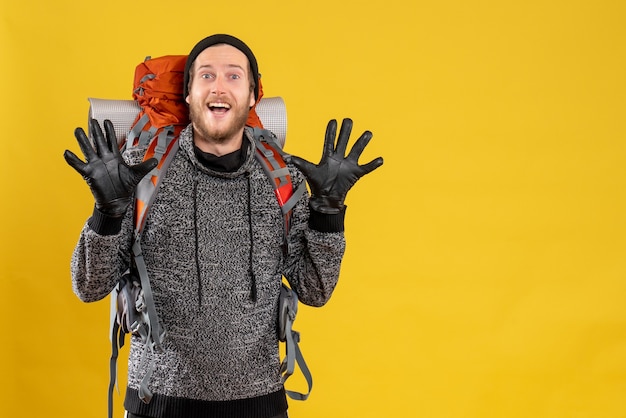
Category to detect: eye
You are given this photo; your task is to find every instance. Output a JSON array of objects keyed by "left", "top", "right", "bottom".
[
  {"left": 230, "top": 74, "right": 241, "bottom": 80},
  {"left": 201, "top": 73, "right": 214, "bottom": 80}
]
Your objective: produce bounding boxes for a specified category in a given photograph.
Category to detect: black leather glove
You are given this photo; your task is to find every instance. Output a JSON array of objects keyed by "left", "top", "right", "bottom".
[
  {"left": 64, "top": 118, "right": 157, "bottom": 217},
  {"left": 289, "top": 118, "right": 383, "bottom": 214}
]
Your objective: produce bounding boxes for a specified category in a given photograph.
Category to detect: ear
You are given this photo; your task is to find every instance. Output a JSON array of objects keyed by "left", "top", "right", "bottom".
[
  {"left": 248, "top": 91, "right": 255, "bottom": 108},
  {"left": 185, "top": 94, "right": 190, "bottom": 105}
]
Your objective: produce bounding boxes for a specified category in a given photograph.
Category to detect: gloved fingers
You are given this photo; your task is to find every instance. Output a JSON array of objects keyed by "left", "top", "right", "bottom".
[
  {"left": 63, "top": 149, "right": 88, "bottom": 177},
  {"left": 334, "top": 118, "right": 353, "bottom": 157},
  {"left": 346, "top": 129, "right": 373, "bottom": 162},
  {"left": 133, "top": 158, "right": 159, "bottom": 179},
  {"left": 321, "top": 119, "right": 338, "bottom": 163},
  {"left": 90, "top": 118, "right": 112, "bottom": 157},
  {"left": 73, "top": 126, "right": 97, "bottom": 161},
  {"left": 103, "top": 119, "right": 122, "bottom": 158},
  {"left": 359, "top": 156, "right": 385, "bottom": 176},
  {"left": 345, "top": 127, "right": 383, "bottom": 176}
]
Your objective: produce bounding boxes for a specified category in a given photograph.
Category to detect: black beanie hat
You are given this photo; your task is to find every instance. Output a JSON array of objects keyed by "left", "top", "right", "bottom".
[{"left": 183, "top": 34, "right": 259, "bottom": 101}]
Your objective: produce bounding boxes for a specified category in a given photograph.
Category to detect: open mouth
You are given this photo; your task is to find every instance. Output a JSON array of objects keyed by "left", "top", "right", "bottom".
[{"left": 208, "top": 102, "right": 231, "bottom": 114}]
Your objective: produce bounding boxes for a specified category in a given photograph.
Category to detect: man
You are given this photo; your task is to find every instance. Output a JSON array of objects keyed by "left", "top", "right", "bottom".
[{"left": 64, "top": 34, "right": 383, "bottom": 418}]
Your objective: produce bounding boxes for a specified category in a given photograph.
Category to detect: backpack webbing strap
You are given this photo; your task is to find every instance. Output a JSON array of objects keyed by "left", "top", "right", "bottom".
[
  {"left": 278, "top": 284, "right": 313, "bottom": 400},
  {"left": 108, "top": 320, "right": 121, "bottom": 418},
  {"left": 108, "top": 276, "right": 133, "bottom": 418},
  {"left": 134, "top": 132, "right": 179, "bottom": 232},
  {"left": 252, "top": 129, "right": 307, "bottom": 251},
  {"left": 132, "top": 239, "right": 166, "bottom": 348},
  {"left": 125, "top": 113, "right": 152, "bottom": 148},
  {"left": 108, "top": 274, "right": 151, "bottom": 418},
  {"left": 283, "top": 331, "right": 313, "bottom": 401},
  {"left": 107, "top": 246, "right": 167, "bottom": 413}
]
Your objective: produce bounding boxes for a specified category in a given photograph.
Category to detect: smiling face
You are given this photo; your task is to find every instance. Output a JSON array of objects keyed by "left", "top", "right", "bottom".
[{"left": 186, "top": 44, "right": 256, "bottom": 154}]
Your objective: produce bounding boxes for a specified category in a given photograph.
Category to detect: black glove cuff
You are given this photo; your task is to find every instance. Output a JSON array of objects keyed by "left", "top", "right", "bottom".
[
  {"left": 88, "top": 206, "right": 124, "bottom": 236},
  {"left": 308, "top": 204, "right": 346, "bottom": 232}
]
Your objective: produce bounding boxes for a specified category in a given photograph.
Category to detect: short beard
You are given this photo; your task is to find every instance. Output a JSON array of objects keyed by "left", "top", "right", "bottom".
[{"left": 189, "top": 104, "right": 250, "bottom": 146}]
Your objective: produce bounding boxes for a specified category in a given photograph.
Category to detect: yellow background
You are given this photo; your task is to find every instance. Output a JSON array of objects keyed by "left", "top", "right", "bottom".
[{"left": 2, "top": 0, "right": 626, "bottom": 417}]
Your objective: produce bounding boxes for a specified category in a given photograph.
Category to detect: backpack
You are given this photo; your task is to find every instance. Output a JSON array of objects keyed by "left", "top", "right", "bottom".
[{"left": 100, "top": 55, "right": 311, "bottom": 418}]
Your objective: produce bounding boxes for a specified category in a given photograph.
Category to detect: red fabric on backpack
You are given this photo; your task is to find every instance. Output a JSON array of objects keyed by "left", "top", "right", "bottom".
[{"left": 131, "top": 55, "right": 189, "bottom": 135}]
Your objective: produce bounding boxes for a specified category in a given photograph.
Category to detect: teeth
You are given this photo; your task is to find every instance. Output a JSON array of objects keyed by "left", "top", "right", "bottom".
[{"left": 209, "top": 102, "right": 230, "bottom": 109}]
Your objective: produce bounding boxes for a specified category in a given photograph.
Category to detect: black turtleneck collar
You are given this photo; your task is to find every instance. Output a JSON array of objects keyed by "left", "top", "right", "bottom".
[{"left": 193, "top": 137, "right": 249, "bottom": 172}]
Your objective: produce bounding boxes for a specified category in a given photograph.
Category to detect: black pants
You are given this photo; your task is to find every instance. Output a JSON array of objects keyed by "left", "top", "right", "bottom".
[{"left": 127, "top": 413, "right": 288, "bottom": 418}]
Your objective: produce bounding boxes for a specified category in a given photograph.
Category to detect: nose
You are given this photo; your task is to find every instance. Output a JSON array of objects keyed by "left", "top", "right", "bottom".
[{"left": 210, "top": 74, "right": 226, "bottom": 95}]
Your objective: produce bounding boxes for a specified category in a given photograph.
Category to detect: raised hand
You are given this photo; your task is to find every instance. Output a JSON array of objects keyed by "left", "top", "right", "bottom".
[
  {"left": 64, "top": 119, "right": 157, "bottom": 217},
  {"left": 290, "top": 118, "right": 383, "bottom": 214}
]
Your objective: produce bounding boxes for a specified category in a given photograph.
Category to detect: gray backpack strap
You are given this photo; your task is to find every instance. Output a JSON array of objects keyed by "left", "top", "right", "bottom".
[
  {"left": 131, "top": 239, "right": 167, "bottom": 403},
  {"left": 108, "top": 310, "right": 122, "bottom": 418},
  {"left": 252, "top": 127, "right": 313, "bottom": 400},
  {"left": 124, "top": 136, "right": 179, "bottom": 402},
  {"left": 282, "top": 181, "right": 307, "bottom": 214},
  {"left": 125, "top": 113, "right": 150, "bottom": 149},
  {"left": 108, "top": 130, "right": 179, "bottom": 417},
  {"left": 251, "top": 128, "right": 306, "bottom": 253},
  {"left": 278, "top": 283, "right": 313, "bottom": 400}
]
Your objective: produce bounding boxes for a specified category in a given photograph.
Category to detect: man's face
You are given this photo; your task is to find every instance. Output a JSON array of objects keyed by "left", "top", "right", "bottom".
[{"left": 186, "top": 44, "right": 256, "bottom": 146}]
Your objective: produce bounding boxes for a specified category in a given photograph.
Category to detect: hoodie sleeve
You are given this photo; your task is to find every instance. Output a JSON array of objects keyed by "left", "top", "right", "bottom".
[
  {"left": 70, "top": 204, "right": 134, "bottom": 303},
  {"left": 69, "top": 148, "right": 142, "bottom": 302},
  {"left": 282, "top": 167, "right": 346, "bottom": 307}
]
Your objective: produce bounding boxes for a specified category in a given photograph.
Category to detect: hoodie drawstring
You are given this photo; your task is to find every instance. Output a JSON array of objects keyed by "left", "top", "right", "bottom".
[
  {"left": 192, "top": 165, "right": 203, "bottom": 310},
  {"left": 246, "top": 173, "right": 257, "bottom": 302}
]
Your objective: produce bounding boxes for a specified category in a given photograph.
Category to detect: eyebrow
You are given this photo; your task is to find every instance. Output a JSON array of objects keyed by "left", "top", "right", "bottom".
[{"left": 195, "top": 63, "right": 246, "bottom": 72}]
